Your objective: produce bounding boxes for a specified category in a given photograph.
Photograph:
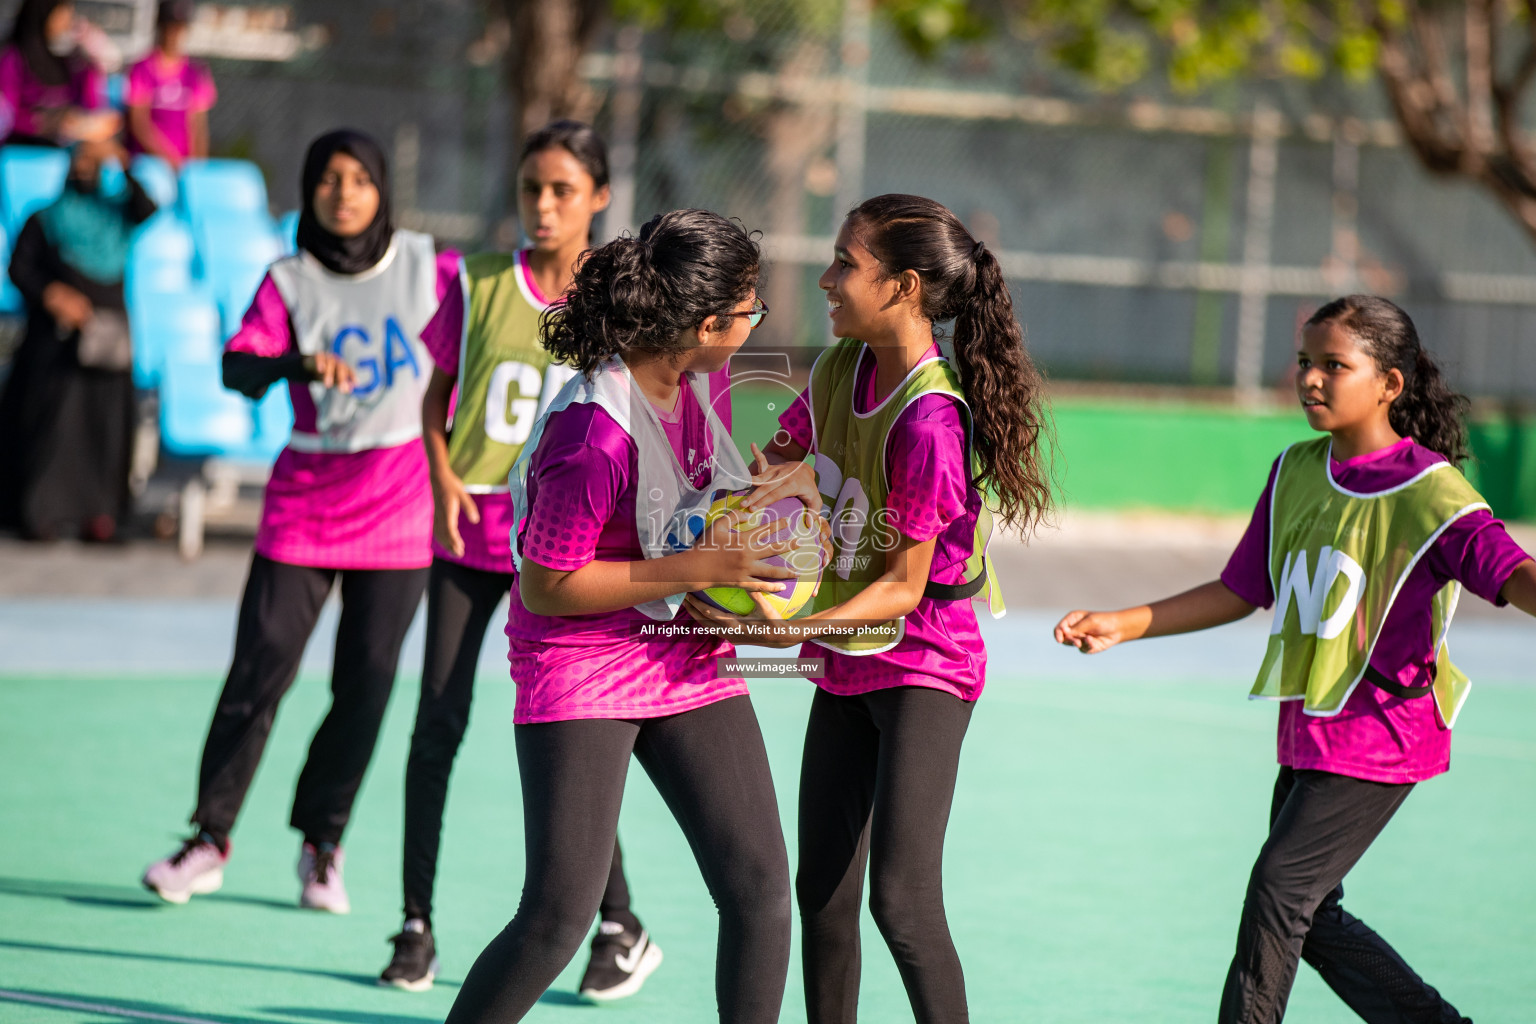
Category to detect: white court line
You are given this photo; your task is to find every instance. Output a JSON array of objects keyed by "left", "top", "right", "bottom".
[{"left": 0, "top": 989, "right": 224, "bottom": 1024}]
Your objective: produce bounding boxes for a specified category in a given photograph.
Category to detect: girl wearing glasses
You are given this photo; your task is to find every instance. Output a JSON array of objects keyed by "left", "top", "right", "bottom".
[
  {"left": 381, "top": 120, "right": 667, "bottom": 1000},
  {"left": 687, "top": 194, "right": 1055, "bottom": 1023},
  {"left": 445, "top": 208, "right": 808, "bottom": 1024}
]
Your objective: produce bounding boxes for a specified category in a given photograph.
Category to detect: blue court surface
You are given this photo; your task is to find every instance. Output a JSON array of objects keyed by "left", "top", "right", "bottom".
[{"left": 2, "top": 597, "right": 1534, "bottom": 1023}]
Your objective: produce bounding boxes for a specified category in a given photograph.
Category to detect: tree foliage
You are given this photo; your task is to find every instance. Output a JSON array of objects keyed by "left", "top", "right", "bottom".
[{"left": 889, "top": 1, "right": 1536, "bottom": 244}]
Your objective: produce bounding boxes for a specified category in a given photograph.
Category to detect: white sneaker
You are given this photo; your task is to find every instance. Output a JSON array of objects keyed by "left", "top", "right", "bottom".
[
  {"left": 142, "top": 834, "right": 228, "bottom": 904},
  {"left": 297, "top": 842, "right": 350, "bottom": 914},
  {"left": 579, "top": 921, "right": 664, "bottom": 1001}
]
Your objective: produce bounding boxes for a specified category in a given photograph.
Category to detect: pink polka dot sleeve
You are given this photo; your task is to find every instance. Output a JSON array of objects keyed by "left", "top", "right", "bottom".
[
  {"left": 777, "top": 387, "right": 814, "bottom": 451},
  {"left": 522, "top": 442, "right": 629, "bottom": 571},
  {"left": 884, "top": 394, "right": 970, "bottom": 543}
]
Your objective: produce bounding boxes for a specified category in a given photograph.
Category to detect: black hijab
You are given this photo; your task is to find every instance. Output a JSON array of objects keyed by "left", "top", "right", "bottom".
[
  {"left": 295, "top": 129, "right": 394, "bottom": 275},
  {"left": 9, "top": 0, "right": 72, "bottom": 87}
]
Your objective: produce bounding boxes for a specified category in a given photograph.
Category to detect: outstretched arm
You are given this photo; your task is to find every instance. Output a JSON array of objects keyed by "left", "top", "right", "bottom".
[
  {"left": 1054, "top": 580, "right": 1257, "bottom": 654},
  {"left": 1499, "top": 559, "right": 1536, "bottom": 618}
]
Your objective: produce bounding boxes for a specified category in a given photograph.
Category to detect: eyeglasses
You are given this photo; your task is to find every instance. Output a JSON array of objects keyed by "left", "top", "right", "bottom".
[{"left": 718, "top": 298, "right": 770, "bottom": 330}]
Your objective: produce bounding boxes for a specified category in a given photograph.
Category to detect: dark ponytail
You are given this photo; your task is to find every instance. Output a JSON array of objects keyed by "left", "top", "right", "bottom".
[
  {"left": 540, "top": 208, "right": 760, "bottom": 377},
  {"left": 1305, "top": 295, "right": 1470, "bottom": 466},
  {"left": 848, "top": 194, "right": 1056, "bottom": 533}
]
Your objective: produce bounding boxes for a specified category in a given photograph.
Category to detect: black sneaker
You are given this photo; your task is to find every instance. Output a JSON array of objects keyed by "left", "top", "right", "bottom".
[
  {"left": 579, "top": 920, "right": 663, "bottom": 1001},
  {"left": 379, "top": 919, "right": 439, "bottom": 992}
]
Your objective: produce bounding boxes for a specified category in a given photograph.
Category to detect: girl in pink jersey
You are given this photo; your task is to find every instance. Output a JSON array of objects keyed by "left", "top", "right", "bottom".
[
  {"left": 382, "top": 122, "right": 660, "bottom": 999},
  {"left": 687, "top": 194, "right": 1056, "bottom": 1024},
  {"left": 1056, "top": 296, "right": 1536, "bottom": 1023},
  {"left": 0, "top": 0, "right": 108, "bottom": 146},
  {"left": 142, "top": 129, "right": 458, "bottom": 914},
  {"left": 125, "top": 1, "right": 215, "bottom": 168},
  {"left": 444, "top": 209, "right": 802, "bottom": 1024}
]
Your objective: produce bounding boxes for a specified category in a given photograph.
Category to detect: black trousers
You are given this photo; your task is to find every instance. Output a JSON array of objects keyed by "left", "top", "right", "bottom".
[
  {"left": 193, "top": 553, "right": 428, "bottom": 846},
  {"left": 1219, "top": 767, "right": 1472, "bottom": 1024},
  {"left": 402, "top": 558, "right": 633, "bottom": 927},
  {"left": 796, "top": 685, "right": 976, "bottom": 1024},
  {"left": 446, "top": 696, "right": 792, "bottom": 1024}
]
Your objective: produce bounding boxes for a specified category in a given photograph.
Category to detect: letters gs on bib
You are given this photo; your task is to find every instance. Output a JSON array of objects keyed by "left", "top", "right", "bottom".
[{"left": 330, "top": 317, "right": 422, "bottom": 397}]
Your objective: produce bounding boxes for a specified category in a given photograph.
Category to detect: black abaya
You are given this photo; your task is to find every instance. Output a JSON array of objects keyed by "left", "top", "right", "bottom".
[{"left": 0, "top": 175, "right": 155, "bottom": 538}]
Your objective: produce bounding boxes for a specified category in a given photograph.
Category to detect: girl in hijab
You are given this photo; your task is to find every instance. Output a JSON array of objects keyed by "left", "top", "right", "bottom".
[
  {"left": 0, "top": 0, "right": 112, "bottom": 146},
  {"left": 0, "top": 136, "right": 155, "bottom": 540},
  {"left": 141, "top": 129, "right": 459, "bottom": 915}
]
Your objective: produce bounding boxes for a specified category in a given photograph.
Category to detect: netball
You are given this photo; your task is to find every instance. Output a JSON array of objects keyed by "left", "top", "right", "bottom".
[{"left": 693, "top": 490, "right": 824, "bottom": 618}]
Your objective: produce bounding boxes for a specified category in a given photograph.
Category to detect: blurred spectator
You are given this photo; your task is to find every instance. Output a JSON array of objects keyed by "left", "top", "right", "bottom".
[
  {"left": 0, "top": 137, "right": 156, "bottom": 541},
  {"left": 0, "top": 0, "right": 115, "bottom": 147},
  {"left": 127, "top": 0, "right": 214, "bottom": 168}
]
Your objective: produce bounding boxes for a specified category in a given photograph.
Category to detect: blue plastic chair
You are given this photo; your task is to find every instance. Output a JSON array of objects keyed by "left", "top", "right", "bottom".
[
  {"left": 213, "top": 263, "right": 271, "bottom": 341},
  {"left": 160, "top": 357, "right": 259, "bottom": 457},
  {"left": 131, "top": 154, "right": 178, "bottom": 209},
  {"left": 179, "top": 159, "right": 268, "bottom": 223},
  {"left": 130, "top": 287, "right": 218, "bottom": 388},
  {"left": 277, "top": 209, "right": 299, "bottom": 253},
  {"left": 0, "top": 220, "right": 18, "bottom": 315},
  {"left": 130, "top": 213, "right": 197, "bottom": 274},
  {"left": 155, "top": 294, "right": 222, "bottom": 362},
  {"left": 198, "top": 217, "right": 284, "bottom": 274},
  {"left": 125, "top": 218, "right": 203, "bottom": 385},
  {"left": 0, "top": 146, "right": 69, "bottom": 238}
]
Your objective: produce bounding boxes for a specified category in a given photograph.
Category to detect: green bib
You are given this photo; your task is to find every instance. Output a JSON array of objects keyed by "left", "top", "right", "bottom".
[
  {"left": 804, "top": 339, "right": 1003, "bottom": 655},
  {"left": 446, "top": 252, "right": 576, "bottom": 491},
  {"left": 1252, "top": 437, "right": 1489, "bottom": 727}
]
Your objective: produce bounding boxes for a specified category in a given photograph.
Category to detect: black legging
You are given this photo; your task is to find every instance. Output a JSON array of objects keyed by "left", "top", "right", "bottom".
[
  {"left": 446, "top": 695, "right": 792, "bottom": 1024},
  {"left": 402, "top": 557, "right": 634, "bottom": 928},
  {"left": 194, "top": 553, "right": 428, "bottom": 846},
  {"left": 1219, "top": 767, "right": 1471, "bottom": 1024},
  {"left": 796, "top": 685, "right": 976, "bottom": 1024}
]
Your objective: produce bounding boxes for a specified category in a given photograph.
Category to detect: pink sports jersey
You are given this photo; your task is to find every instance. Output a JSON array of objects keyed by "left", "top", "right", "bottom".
[
  {"left": 506, "top": 365, "right": 748, "bottom": 724},
  {"left": 225, "top": 250, "right": 459, "bottom": 570},
  {"left": 0, "top": 46, "right": 103, "bottom": 142},
  {"left": 418, "top": 252, "right": 554, "bottom": 574},
  {"left": 779, "top": 343, "right": 987, "bottom": 702},
  {"left": 125, "top": 53, "right": 215, "bottom": 161},
  {"left": 1221, "top": 436, "right": 1532, "bottom": 784}
]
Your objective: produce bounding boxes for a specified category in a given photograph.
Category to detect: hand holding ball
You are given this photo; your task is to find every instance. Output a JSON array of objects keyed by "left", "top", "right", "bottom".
[{"left": 693, "top": 491, "right": 826, "bottom": 618}]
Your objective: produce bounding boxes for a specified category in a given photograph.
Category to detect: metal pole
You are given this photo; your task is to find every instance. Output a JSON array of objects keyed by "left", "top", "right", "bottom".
[
  {"left": 393, "top": 121, "right": 421, "bottom": 216},
  {"left": 1233, "top": 100, "right": 1281, "bottom": 405},
  {"left": 833, "top": 0, "right": 870, "bottom": 232},
  {"left": 605, "top": 24, "right": 645, "bottom": 241}
]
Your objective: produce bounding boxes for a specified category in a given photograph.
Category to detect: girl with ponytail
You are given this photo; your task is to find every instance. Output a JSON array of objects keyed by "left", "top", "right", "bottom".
[
  {"left": 445, "top": 208, "right": 796, "bottom": 1024},
  {"left": 1055, "top": 295, "right": 1536, "bottom": 1023},
  {"left": 686, "top": 193, "right": 1056, "bottom": 1022}
]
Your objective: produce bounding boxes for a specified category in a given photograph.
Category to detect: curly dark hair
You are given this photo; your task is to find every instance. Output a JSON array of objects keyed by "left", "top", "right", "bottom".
[
  {"left": 540, "top": 209, "right": 760, "bottom": 377},
  {"left": 848, "top": 194, "right": 1056, "bottom": 534},
  {"left": 1305, "top": 295, "right": 1470, "bottom": 466}
]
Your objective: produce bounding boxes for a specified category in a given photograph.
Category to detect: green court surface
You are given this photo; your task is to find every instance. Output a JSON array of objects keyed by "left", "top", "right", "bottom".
[{"left": 2, "top": 664, "right": 1534, "bottom": 1023}]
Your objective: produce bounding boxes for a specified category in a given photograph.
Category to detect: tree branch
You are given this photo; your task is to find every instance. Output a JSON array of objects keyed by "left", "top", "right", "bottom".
[{"left": 1373, "top": 10, "right": 1463, "bottom": 174}]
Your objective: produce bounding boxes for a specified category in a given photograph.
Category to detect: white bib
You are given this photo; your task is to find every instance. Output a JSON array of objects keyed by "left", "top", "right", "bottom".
[
  {"left": 509, "top": 357, "right": 751, "bottom": 620},
  {"left": 268, "top": 230, "right": 439, "bottom": 453}
]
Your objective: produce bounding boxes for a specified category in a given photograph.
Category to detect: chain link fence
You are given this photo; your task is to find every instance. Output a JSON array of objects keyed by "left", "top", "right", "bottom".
[{"left": 12, "top": 0, "right": 1536, "bottom": 403}]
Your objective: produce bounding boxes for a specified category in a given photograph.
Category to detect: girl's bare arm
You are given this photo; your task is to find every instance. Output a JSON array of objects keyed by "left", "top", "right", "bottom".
[{"left": 1054, "top": 581, "right": 1258, "bottom": 654}]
